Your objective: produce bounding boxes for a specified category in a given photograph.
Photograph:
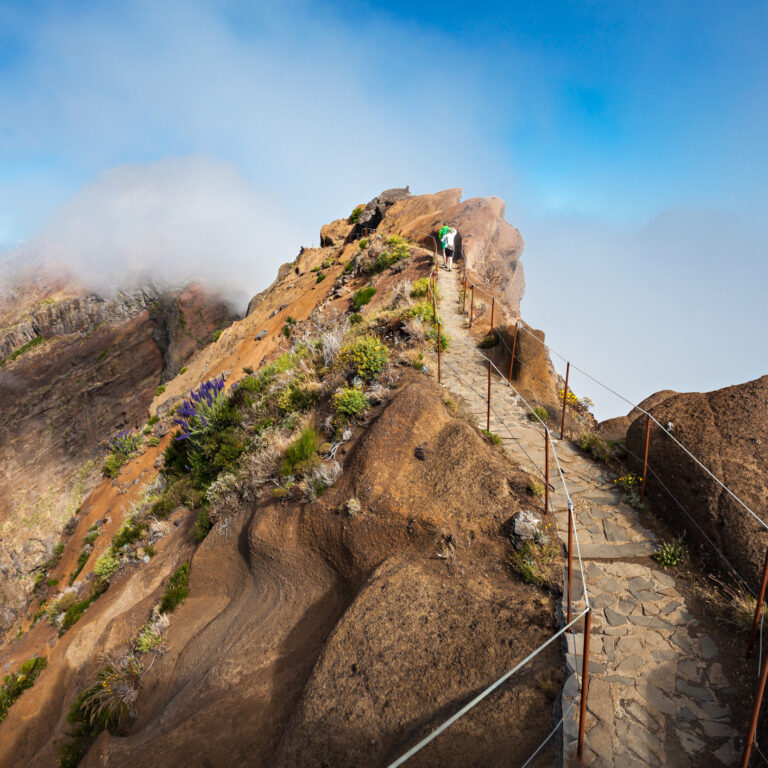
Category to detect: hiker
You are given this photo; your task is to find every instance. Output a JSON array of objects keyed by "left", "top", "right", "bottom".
[{"left": 439, "top": 225, "right": 457, "bottom": 270}]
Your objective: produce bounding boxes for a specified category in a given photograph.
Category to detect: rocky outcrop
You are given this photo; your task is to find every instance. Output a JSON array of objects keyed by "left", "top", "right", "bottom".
[
  {"left": 347, "top": 186, "right": 411, "bottom": 240},
  {"left": 626, "top": 376, "right": 768, "bottom": 584},
  {"left": 378, "top": 188, "right": 525, "bottom": 315},
  {"left": 598, "top": 390, "right": 678, "bottom": 441}
]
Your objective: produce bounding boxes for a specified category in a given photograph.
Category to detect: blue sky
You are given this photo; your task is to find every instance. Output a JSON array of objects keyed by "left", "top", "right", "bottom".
[{"left": 1, "top": 0, "right": 766, "bottom": 415}]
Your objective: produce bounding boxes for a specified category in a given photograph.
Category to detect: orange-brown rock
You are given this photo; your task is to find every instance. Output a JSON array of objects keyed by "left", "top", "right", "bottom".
[
  {"left": 626, "top": 375, "right": 768, "bottom": 584},
  {"left": 598, "top": 389, "right": 678, "bottom": 441},
  {"left": 378, "top": 188, "right": 525, "bottom": 316}
]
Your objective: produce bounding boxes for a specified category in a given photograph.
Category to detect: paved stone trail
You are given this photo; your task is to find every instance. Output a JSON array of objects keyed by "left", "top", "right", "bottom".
[{"left": 434, "top": 269, "right": 740, "bottom": 767}]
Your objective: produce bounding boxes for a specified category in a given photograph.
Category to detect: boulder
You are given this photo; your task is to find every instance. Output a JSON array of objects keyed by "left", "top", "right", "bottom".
[
  {"left": 599, "top": 390, "right": 678, "bottom": 442},
  {"left": 509, "top": 510, "right": 543, "bottom": 549},
  {"left": 626, "top": 375, "right": 768, "bottom": 584}
]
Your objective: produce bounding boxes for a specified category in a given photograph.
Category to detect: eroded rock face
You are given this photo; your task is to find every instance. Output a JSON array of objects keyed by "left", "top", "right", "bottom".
[
  {"left": 0, "top": 274, "right": 236, "bottom": 627},
  {"left": 626, "top": 375, "right": 768, "bottom": 584},
  {"left": 598, "top": 390, "right": 678, "bottom": 441}
]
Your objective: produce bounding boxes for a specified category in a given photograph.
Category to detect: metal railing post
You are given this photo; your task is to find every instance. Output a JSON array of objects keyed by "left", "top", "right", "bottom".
[
  {"left": 486, "top": 361, "right": 491, "bottom": 432},
  {"left": 567, "top": 499, "right": 573, "bottom": 626},
  {"left": 509, "top": 321, "right": 518, "bottom": 383},
  {"left": 544, "top": 430, "right": 550, "bottom": 517},
  {"left": 490, "top": 297, "right": 495, "bottom": 336},
  {"left": 577, "top": 607, "right": 592, "bottom": 761},
  {"left": 437, "top": 320, "right": 442, "bottom": 384},
  {"left": 741, "top": 647, "right": 768, "bottom": 768},
  {"left": 747, "top": 546, "right": 768, "bottom": 658},
  {"left": 462, "top": 272, "right": 467, "bottom": 313},
  {"left": 560, "top": 362, "right": 571, "bottom": 440},
  {"left": 641, "top": 415, "right": 651, "bottom": 499},
  {"left": 469, "top": 286, "right": 475, "bottom": 327}
]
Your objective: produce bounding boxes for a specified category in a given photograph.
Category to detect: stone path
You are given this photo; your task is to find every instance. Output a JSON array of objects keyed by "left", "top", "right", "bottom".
[{"left": 434, "top": 268, "right": 741, "bottom": 767}]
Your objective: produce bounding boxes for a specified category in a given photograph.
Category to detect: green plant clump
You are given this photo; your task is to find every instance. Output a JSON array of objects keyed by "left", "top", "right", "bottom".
[
  {"left": 528, "top": 406, "right": 550, "bottom": 423},
  {"left": 364, "top": 236, "right": 410, "bottom": 274},
  {"left": 578, "top": 432, "right": 614, "bottom": 463},
  {"left": 93, "top": 551, "right": 120, "bottom": 584},
  {"left": 332, "top": 387, "right": 370, "bottom": 426},
  {"left": 338, "top": 336, "right": 389, "bottom": 381},
  {"left": 480, "top": 333, "right": 499, "bottom": 348},
  {"left": 0, "top": 656, "right": 47, "bottom": 721},
  {"left": 281, "top": 427, "right": 320, "bottom": 477},
  {"left": 349, "top": 205, "right": 363, "bottom": 223},
  {"left": 654, "top": 539, "right": 686, "bottom": 569},
  {"left": 158, "top": 563, "right": 190, "bottom": 614},
  {"left": 409, "top": 278, "right": 432, "bottom": 299},
  {"left": 509, "top": 539, "right": 559, "bottom": 587},
  {"left": 0, "top": 335, "right": 44, "bottom": 367},
  {"left": 481, "top": 429, "right": 502, "bottom": 446},
  {"left": 358, "top": 238, "right": 369, "bottom": 250},
  {"left": 527, "top": 481, "right": 545, "bottom": 498},
  {"left": 352, "top": 285, "right": 376, "bottom": 310},
  {"left": 154, "top": 384, "right": 166, "bottom": 396},
  {"left": 213, "top": 330, "right": 223, "bottom": 342},
  {"left": 316, "top": 272, "right": 326, "bottom": 283}
]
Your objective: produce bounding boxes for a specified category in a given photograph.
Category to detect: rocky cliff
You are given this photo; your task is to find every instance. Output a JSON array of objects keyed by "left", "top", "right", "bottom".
[{"left": 0, "top": 269, "right": 236, "bottom": 629}]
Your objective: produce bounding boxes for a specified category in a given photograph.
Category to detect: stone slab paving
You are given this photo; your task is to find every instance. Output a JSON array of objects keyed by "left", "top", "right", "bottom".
[{"left": 434, "top": 269, "right": 740, "bottom": 767}]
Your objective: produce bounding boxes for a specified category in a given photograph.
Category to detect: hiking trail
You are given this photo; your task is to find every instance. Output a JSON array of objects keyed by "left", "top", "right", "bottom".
[{"left": 436, "top": 267, "right": 740, "bottom": 767}]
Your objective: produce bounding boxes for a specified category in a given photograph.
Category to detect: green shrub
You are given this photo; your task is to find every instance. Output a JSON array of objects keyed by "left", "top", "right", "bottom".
[
  {"left": 578, "top": 432, "right": 614, "bottom": 463},
  {"left": 57, "top": 687, "right": 115, "bottom": 768},
  {"left": 111, "top": 516, "right": 146, "bottom": 552},
  {"left": 278, "top": 380, "right": 319, "bottom": 413},
  {"left": 359, "top": 238, "right": 369, "bottom": 250},
  {"left": 70, "top": 549, "right": 91, "bottom": 584},
  {"left": 409, "top": 278, "right": 434, "bottom": 298},
  {"left": 0, "top": 656, "right": 47, "bottom": 721},
  {"left": 407, "top": 301, "right": 435, "bottom": 324},
  {"left": 344, "top": 257, "right": 358, "bottom": 273},
  {"left": 158, "top": 563, "right": 190, "bottom": 614},
  {"left": 614, "top": 472, "right": 641, "bottom": 491},
  {"left": 332, "top": 387, "right": 370, "bottom": 426},
  {"left": 349, "top": 206, "right": 363, "bottom": 223},
  {"left": 480, "top": 333, "right": 499, "bottom": 348},
  {"left": 528, "top": 406, "right": 550, "bottom": 423},
  {"left": 352, "top": 285, "right": 376, "bottom": 310},
  {"left": 508, "top": 540, "right": 560, "bottom": 587},
  {"left": 154, "top": 385, "right": 166, "bottom": 396},
  {"left": 338, "top": 336, "right": 388, "bottom": 381},
  {"left": 281, "top": 427, "right": 320, "bottom": 477},
  {"left": 213, "top": 330, "right": 223, "bottom": 342},
  {"left": 147, "top": 436, "right": 160, "bottom": 447},
  {"left": 179, "top": 366, "right": 188, "bottom": 374},
  {"left": 316, "top": 272, "right": 326, "bottom": 283},
  {"left": 412, "top": 352, "right": 426, "bottom": 372},
  {"left": 93, "top": 551, "right": 120, "bottom": 584},
  {"left": 60, "top": 595, "right": 98, "bottom": 633},
  {"left": 349, "top": 312, "right": 363, "bottom": 325},
  {"left": 481, "top": 429, "right": 502, "bottom": 446},
  {"left": 527, "top": 481, "right": 545, "bottom": 498},
  {"left": 47, "top": 577, "right": 59, "bottom": 587},
  {"left": 147, "top": 415, "right": 159, "bottom": 426},
  {"left": 54, "top": 542, "right": 65, "bottom": 556},
  {"left": 363, "top": 237, "right": 410, "bottom": 274},
  {"left": 654, "top": 539, "right": 686, "bottom": 569},
  {"left": 193, "top": 507, "right": 212, "bottom": 542},
  {"left": 425, "top": 325, "right": 450, "bottom": 351},
  {"left": 135, "top": 624, "right": 164, "bottom": 654}
]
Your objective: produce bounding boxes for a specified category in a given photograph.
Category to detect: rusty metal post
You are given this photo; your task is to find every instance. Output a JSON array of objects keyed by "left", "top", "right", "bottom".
[
  {"left": 544, "top": 430, "right": 550, "bottom": 516},
  {"left": 568, "top": 499, "right": 574, "bottom": 625},
  {"left": 641, "top": 415, "right": 651, "bottom": 499},
  {"left": 747, "top": 546, "right": 768, "bottom": 658},
  {"left": 437, "top": 320, "right": 442, "bottom": 384},
  {"left": 741, "top": 648, "right": 768, "bottom": 768},
  {"left": 469, "top": 286, "right": 475, "bottom": 327},
  {"left": 486, "top": 360, "right": 491, "bottom": 432},
  {"left": 577, "top": 608, "right": 593, "bottom": 761},
  {"left": 490, "top": 297, "right": 495, "bottom": 336},
  {"left": 462, "top": 273, "right": 467, "bottom": 313},
  {"left": 509, "top": 321, "right": 519, "bottom": 383},
  {"left": 432, "top": 289, "right": 437, "bottom": 328},
  {"left": 560, "top": 361, "right": 571, "bottom": 440}
]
